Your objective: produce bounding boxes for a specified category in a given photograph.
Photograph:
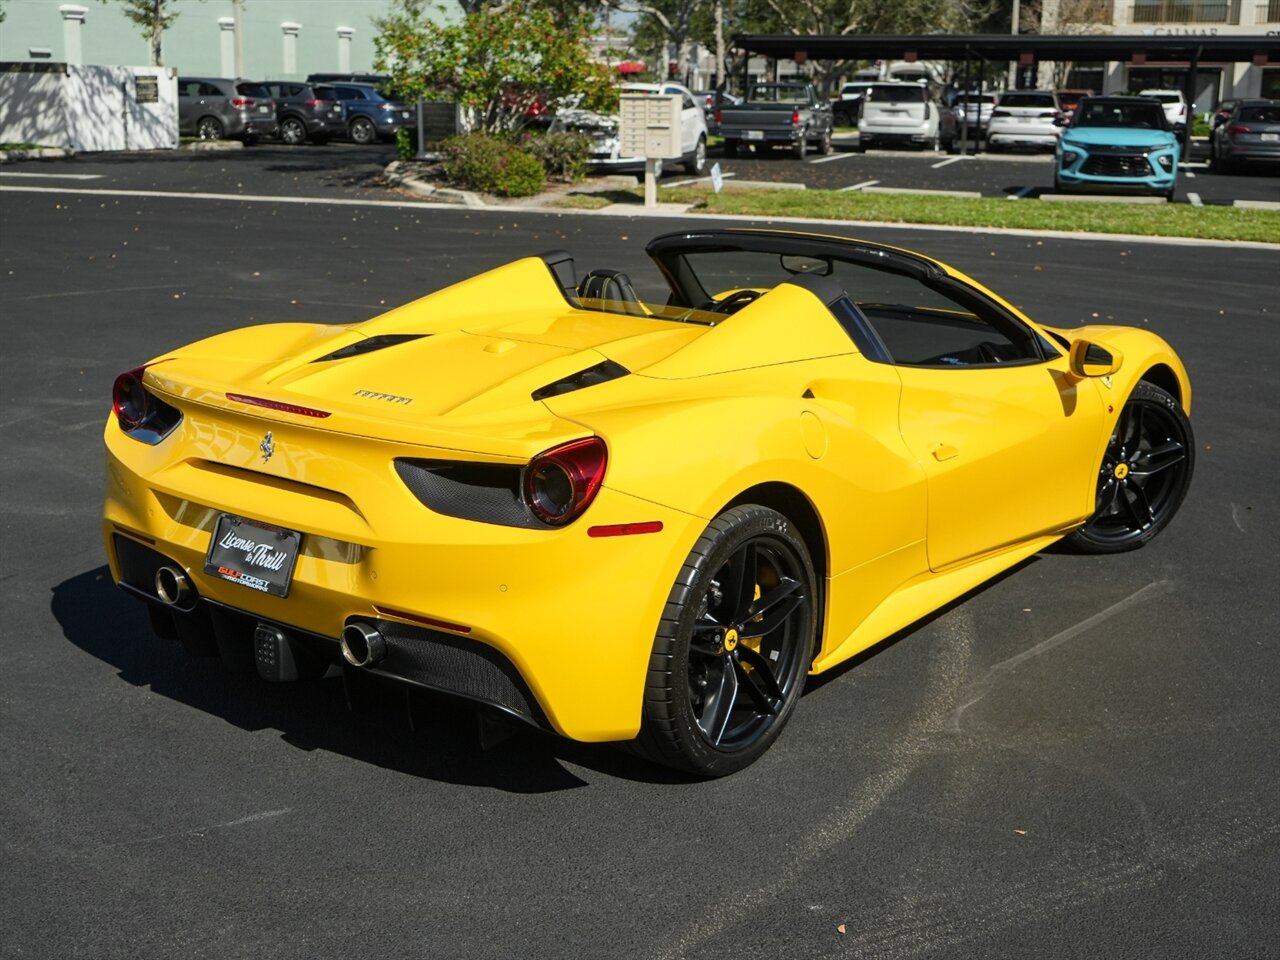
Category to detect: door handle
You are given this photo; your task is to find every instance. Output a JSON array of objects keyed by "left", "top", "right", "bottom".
[{"left": 932, "top": 443, "right": 959, "bottom": 462}]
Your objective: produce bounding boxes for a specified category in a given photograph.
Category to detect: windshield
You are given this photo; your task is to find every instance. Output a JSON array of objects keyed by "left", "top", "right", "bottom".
[{"left": 1071, "top": 101, "right": 1166, "bottom": 129}]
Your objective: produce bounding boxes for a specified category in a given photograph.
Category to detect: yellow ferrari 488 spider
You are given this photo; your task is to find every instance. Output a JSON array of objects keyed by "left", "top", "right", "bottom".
[{"left": 103, "top": 228, "right": 1194, "bottom": 776}]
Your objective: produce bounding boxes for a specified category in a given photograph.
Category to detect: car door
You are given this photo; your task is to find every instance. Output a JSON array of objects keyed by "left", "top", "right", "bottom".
[
  {"left": 850, "top": 272, "right": 1107, "bottom": 571},
  {"left": 667, "top": 85, "right": 702, "bottom": 153}
]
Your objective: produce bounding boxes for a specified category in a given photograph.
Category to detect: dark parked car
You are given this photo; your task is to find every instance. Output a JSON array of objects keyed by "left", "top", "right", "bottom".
[
  {"left": 1209, "top": 99, "right": 1280, "bottom": 172},
  {"left": 259, "top": 81, "right": 345, "bottom": 145},
  {"left": 178, "top": 77, "right": 278, "bottom": 142},
  {"left": 328, "top": 82, "right": 416, "bottom": 144}
]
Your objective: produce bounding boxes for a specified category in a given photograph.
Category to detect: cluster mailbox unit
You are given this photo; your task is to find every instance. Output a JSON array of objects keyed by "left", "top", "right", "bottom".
[{"left": 619, "top": 93, "right": 683, "bottom": 207}]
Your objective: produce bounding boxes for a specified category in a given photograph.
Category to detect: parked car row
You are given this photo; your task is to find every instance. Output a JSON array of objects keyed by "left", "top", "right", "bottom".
[{"left": 176, "top": 76, "right": 415, "bottom": 146}]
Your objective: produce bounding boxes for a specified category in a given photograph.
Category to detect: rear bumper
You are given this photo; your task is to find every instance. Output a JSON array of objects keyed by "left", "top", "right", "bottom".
[{"left": 103, "top": 418, "right": 702, "bottom": 742}]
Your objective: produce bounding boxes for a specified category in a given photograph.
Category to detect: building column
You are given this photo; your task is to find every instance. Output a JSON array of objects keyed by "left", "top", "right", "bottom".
[
  {"left": 337, "top": 27, "right": 355, "bottom": 74},
  {"left": 219, "top": 18, "right": 236, "bottom": 77},
  {"left": 282, "top": 22, "right": 301, "bottom": 77},
  {"left": 60, "top": 5, "right": 88, "bottom": 66}
]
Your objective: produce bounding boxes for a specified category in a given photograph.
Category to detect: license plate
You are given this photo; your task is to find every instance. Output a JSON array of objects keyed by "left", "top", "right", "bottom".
[
  {"left": 1262, "top": 132, "right": 1278, "bottom": 141},
  {"left": 745, "top": 130, "right": 764, "bottom": 141},
  {"left": 258, "top": 105, "right": 269, "bottom": 114},
  {"left": 205, "top": 514, "right": 302, "bottom": 598}
]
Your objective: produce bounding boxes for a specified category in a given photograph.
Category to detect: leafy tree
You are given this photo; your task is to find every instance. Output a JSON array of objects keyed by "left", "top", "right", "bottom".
[
  {"left": 98, "top": 0, "right": 202, "bottom": 67},
  {"left": 375, "top": 0, "right": 616, "bottom": 135}
]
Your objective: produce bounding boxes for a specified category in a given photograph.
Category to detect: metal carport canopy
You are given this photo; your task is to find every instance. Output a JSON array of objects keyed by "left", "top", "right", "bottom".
[{"left": 731, "top": 33, "right": 1280, "bottom": 64}]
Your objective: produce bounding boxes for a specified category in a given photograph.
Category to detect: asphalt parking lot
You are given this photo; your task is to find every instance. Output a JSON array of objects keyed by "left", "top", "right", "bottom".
[{"left": 1, "top": 169, "right": 1278, "bottom": 959}]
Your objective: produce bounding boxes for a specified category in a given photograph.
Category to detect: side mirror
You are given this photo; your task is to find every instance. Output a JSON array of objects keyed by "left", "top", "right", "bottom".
[{"left": 1069, "top": 339, "right": 1123, "bottom": 378}]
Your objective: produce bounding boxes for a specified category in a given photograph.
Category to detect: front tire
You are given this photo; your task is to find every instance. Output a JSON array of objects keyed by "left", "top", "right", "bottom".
[
  {"left": 816, "top": 128, "right": 832, "bottom": 155},
  {"left": 1066, "top": 382, "right": 1194, "bottom": 554},
  {"left": 792, "top": 134, "right": 807, "bottom": 159},
  {"left": 635, "top": 505, "right": 817, "bottom": 776}
]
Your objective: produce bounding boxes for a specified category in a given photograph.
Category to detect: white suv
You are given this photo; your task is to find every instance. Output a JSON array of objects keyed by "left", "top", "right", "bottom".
[
  {"left": 986, "top": 90, "right": 1063, "bottom": 151},
  {"left": 1138, "top": 89, "right": 1189, "bottom": 132},
  {"left": 857, "top": 82, "right": 940, "bottom": 149}
]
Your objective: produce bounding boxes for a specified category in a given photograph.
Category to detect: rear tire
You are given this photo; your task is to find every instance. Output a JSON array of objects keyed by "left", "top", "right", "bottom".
[
  {"left": 792, "top": 134, "right": 807, "bottom": 159},
  {"left": 279, "top": 116, "right": 307, "bottom": 145},
  {"left": 684, "top": 136, "right": 707, "bottom": 175},
  {"left": 196, "top": 116, "right": 224, "bottom": 141},
  {"left": 1065, "top": 382, "right": 1194, "bottom": 554},
  {"left": 816, "top": 128, "right": 832, "bottom": 155},
  {"left": 634, "top": 505, "right": 817, "bottom": 777},
  {"left": 349, "top": 116, "right": 377, "bottom": 145}
]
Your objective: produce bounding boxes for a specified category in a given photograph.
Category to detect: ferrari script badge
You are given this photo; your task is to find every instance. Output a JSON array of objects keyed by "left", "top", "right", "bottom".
[{"left": 259, "top": 431, "right": 275, "bottom": 463}]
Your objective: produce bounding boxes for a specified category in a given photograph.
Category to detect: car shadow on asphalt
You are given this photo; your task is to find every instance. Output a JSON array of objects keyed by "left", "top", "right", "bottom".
[{"left": 53, "top": 566, "right": 697, "bottom": 792}]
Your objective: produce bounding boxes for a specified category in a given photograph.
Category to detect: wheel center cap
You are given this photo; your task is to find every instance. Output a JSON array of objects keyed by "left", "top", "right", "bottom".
[
  {"left": 723, "top": 628, "right": 739, "bottom": 652},
  {"left": 1113, "top": 462, "right": 1130, "bottom": 480}
]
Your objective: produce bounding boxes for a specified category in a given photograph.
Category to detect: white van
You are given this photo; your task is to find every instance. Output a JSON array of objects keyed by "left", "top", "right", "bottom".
[{"left": 857, "top": 82, "right": 939, "bottom": 149}]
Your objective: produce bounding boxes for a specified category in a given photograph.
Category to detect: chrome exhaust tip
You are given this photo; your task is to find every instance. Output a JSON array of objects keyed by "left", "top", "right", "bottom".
[
  {"left": 341, "top": 622, "right": 386, "bottom": 668},
  {"left": 154, "top": 566, "right": 196, "bottom": 611}
]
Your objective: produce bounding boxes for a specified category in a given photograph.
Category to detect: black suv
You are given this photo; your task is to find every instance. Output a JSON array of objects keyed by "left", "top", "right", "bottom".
[
  {"left": 328, "top": 82, "right": 415, "bottom": 144},
  {"left": 260, "top": 81, "right": 345, "bottom": 145}
]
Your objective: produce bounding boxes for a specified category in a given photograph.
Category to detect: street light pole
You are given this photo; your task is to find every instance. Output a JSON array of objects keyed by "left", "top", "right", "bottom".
[{"left": 1008, "top": 0, "right": 1020, "bottom": 89}]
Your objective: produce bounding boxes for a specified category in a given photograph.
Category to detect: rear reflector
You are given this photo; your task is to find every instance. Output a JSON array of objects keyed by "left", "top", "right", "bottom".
[
  {"left": 588, "top": 521, "right": 664, "bottom": 538},
  {"left": 375, "top": 606, "right": 472, "bottom": 634},
  {"left": 225, "top": 393, "right": 332, "bottom": 418}
]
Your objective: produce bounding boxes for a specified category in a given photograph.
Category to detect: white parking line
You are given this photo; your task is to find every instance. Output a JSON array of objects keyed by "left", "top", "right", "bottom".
[
  {"left": 808, "top": 152, "right": 857, "bottom": 164},
  {"left": 930, "top": 156, "right": 966, "bottom": 169},
  {"left": 1007, "top": 185, "right": 1037, "bottom": 201},
  {"left": 664, "top": 171, "right": 736, "bottom": 188},
  {"left": 0, "top": 172, "right": 103, "bottom": 180},
  {"left": 1187, "top": 192, "right": 1203, "bottom": 207},
  {"left": 839, "top": 179, "right": 880, "bottom": 192},
  {"left": 1185, "top": 170, "right": 1197, "bottom": 179}
]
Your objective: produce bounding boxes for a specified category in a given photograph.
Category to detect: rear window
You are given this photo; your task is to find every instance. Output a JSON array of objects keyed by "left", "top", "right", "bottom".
[
  {"left": 749, "top": 85, "right": 808, "bottom": 104},
  {"left": 866, "top": 85, "right": 926, "bottom": 104},
  {"left": 1142, "top": 93, "right": 1182, "bottom": 104},
  {"left": 236, "top": 83, "right": 270, "bottom": 98},
  {"left": 1240, "top": 105, "right": 1280, "bottom": 123},
  {"left": 999, "top": 93, "right": 1056, "bottom": 108}
]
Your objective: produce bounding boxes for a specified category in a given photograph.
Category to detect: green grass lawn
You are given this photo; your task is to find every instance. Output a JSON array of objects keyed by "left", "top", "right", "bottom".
[{"left": 635, "top": 185, "right": 1280, "bottom": 244}]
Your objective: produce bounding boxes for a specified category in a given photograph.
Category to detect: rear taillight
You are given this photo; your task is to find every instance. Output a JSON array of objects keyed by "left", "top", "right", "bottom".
[
  {"left": 790, "top": 108, "right": 800, "bottom": 126},
  {"left": 715, "top": 109, "right": 722, "bottom": 126},
  {"left": 305, "top": 99, "right": 332, "bottom": 107},
  {"left": 112, "top": 366, "right": 182, "bottom": 444},
  {"left": 231, "top": 97, "right": 254, "bottom": 108},
  {"left": 1228, "top": 124, "right": 1249, "bottom": 135},
  {"left": 992, "top": 109, "right": 1009, "bottom": 118},
  {"left": 523, "top": 437, "right": 607, "bottom": 526}
]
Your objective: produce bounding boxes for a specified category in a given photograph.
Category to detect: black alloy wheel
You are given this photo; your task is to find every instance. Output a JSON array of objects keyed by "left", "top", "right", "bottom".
[
  {"left": 1067, "top": 381, "right": 1194, "bottom": 553},
  {"left": 635, "top": 505, "right": 817, "bottom": 776}
]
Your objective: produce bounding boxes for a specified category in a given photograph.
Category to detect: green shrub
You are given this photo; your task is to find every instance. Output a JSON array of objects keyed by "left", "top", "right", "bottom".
[
  {"left": 519, "top": 130, "right": 592, "bottom": 182},
  {"left": 440, "top": 133, "right": 546, "bottom": 197},
  {"left": 395, "top": 127, "right": 416, "bottom": 161}
]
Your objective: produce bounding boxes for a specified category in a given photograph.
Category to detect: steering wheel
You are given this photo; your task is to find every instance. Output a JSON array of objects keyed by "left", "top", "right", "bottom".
[{"left": 704, "top": 289, "right": 764, "bottom": 315}]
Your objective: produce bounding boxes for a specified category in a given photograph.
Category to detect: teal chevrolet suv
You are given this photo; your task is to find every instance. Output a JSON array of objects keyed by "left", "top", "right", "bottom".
[{"left": 1054, "top": 96, "right": 1179, "bottom": 201}]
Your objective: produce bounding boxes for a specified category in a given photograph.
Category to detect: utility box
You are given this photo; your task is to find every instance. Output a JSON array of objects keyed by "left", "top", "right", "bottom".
[{"left": 619, "top": 94, "right": 683, "bottom": 160}]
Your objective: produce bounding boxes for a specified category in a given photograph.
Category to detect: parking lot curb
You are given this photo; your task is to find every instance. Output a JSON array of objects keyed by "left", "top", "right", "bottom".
[
  {"left": 384, "top": 161, "right": 485, "bottom": 208},
  {"left": 180, "top": 140, "right": 244, "bottom": 153},
  {"left": 1040, "top": 193, "right": 1170, "bottom": 204},
  {"left": 0, "top": 147, "right": 73, "bottom": 163}
]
